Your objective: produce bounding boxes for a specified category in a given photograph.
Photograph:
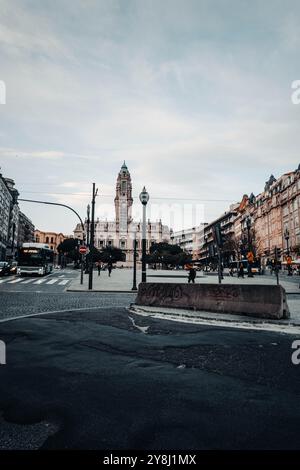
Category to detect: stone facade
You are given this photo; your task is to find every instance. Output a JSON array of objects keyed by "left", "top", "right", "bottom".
[
  {"left": 34, "top": 230, "right": 69, "bottom": 254},
  {"left": 198, "top": 205, "right": 238, "bottom": 266},
  {"left": 236, "top": 169, "right": 300, "bottom": 264},
  {"left": 170, "top": 224, "right": 207, "bottom": 260},
  {"left": 74, "top": 162, "right": 170, "bottom": 265},
  {"left": 188, "top": 167, "right": 300, "bottom": 266},
  {"left": 0, "top": 174, "right": 19, "bottom": 260},
  {"left": 18, "top": 211, "right": 35, "bottom": 247}
]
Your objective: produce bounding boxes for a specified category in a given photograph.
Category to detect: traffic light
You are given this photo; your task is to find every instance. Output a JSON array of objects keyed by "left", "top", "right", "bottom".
[
  {"left": 274, "top": 247, "right": 282, "bottom": 261},
  {"left": 212, "top": 223, "right": 225, "bottom": 248}
]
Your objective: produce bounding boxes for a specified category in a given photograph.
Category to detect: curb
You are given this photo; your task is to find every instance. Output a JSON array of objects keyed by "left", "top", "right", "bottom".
[
  {"left": 66, "top": 289, "right": 137, "bottom": 293},
  {"left": 129, "top": 304, "right": 300, "bottom": 335}
]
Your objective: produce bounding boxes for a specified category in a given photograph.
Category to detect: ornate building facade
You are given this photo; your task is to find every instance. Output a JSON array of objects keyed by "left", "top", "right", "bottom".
[
  {"left": 175, "top": 166, "right": 300, "bottom": 268},
  {"left": 74, "top": 162, "right": 170, "bottom": 265},
  {"left": 34, "top": 230, "right": 69, "bottom": 254},
  {"left": 235, "top": 169, "right": 300, "bottom": 266}
]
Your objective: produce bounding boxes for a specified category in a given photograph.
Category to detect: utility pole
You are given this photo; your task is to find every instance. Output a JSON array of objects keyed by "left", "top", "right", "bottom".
[
  {"left": 85, "top": 204, "right": 90, "bottom": 274},
  {"left": 132, "top": 235, "right": 137, "bottom": 291},
  {"left": 88, "top": 183, "right": 98, "bottom": 290},
  {"left": 139, "top": 187, "right": 149, "bottom": 283}
]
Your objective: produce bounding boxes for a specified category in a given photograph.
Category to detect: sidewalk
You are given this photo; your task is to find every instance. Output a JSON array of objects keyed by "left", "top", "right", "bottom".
[{"left": 67, "top": 268, "right": 300, "bottom": 293}]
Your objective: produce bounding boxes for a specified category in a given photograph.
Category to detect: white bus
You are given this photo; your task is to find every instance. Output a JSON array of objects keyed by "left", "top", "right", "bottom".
[{"left": 17, "top": 243, "right": 54, "bottom": 276}]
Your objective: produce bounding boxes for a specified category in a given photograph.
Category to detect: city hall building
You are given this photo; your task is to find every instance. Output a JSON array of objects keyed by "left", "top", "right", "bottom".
[{"left": 74, "top": 162, "right": 170, "bottom": 265}]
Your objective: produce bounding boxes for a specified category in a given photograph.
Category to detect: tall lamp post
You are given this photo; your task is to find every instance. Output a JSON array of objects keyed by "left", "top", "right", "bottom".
[
  {"left": 132, "top": 230, "right": 137, "bottom": 291},
  {"left": 284, "top": 227, "right": 292, "bottom": 276},
  {"left": 88, "top": 183, "right": 98, "bottom": 291},
  {"left": 85, "top": 204, "right": 91, "bottom": 274},
  {"left": 139, "top": 187, "right": 149, "bottom": 283}
]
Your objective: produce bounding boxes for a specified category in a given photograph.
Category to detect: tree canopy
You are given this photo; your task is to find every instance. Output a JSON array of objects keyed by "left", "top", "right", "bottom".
[
  {"left": 148, "top": 242, "right": 192, "bottom": 268},
  {"left": 57, "top": 238, "right": 80, "bottom": 261},
  {"left": 100, "top": 246, "right": 125, "bottom": 263}
]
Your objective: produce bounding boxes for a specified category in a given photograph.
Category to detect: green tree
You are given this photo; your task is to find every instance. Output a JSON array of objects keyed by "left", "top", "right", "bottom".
[
  {"left": 57, "top": 238, "right": 80, "bottom": 261},
  {"left": 100, "top": 246, "right": 125, "bottom": 263},
  {"left": 148, "top": 242, "right": 191, "bottom": 268}
]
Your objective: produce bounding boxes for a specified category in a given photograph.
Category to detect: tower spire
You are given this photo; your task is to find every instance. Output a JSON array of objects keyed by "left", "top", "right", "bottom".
[{"left": 115, "top": 162, "right": 133, "bottom": 230}]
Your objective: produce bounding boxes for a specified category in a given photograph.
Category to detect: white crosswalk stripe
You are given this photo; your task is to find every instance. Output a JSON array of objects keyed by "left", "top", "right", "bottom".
[
  {"left": 0, "top": 276, "right": 71, "bottom": 288},
  {"left": 33, "top": 278, "right": 48, "bottom": 284},
  {"left": 46, "top": 279, "right": 58, "bottom": 285},
  {"left": 20, "top": 278, "right": 35, "bottom": 284},
  {"left": 7, "top": 278, "right": 23, "bottom": 284}
]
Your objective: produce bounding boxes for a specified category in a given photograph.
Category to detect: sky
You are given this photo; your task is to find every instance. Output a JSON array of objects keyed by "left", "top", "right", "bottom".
[{"left": 0, "top": 0, "right": 300, "bottom": 233}]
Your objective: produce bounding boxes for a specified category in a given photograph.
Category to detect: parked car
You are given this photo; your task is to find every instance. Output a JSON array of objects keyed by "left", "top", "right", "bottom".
[
  {"left": 9, "top": 261, "right": 18, "bottom": 275},
  {"left": 0, "top": 261, "right": 11, "bottom": 276}
]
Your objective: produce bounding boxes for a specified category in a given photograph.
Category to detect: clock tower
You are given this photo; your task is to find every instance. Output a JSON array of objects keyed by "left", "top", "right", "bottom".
[{"left": 114, "top": 161, "right": 133, "bottom": 233}]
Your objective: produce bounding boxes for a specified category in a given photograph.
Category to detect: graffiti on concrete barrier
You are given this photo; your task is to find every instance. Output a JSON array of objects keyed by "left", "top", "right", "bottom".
[
  {"left": 137, "top": 283, "right": 239, "bottom": 308},
  {"left": 138, "top": 283, "right": 188, "bottom": 306},
  {"left": 204, "top": 286, "right": 239, "bottom": 302}
]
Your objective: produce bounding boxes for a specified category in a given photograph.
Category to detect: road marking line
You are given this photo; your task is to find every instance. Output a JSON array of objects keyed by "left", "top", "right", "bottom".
[
  {"left": 33, "top": 278, "right": 48, "bottom": 284},
  {"left": 0, "top": 278, "right": 10, "bottom": 283},
  {"left": 58, "top": 280, "right": 69, "bottom": 285},
  {"left": 7, "top": 278, "right": 23, "bottom": 284},
  {"left": 19, "top": 278, "right": 35, "bottom": 284},
  {"left": 46, "top": 279, "right": 58, "bottom": 285}
]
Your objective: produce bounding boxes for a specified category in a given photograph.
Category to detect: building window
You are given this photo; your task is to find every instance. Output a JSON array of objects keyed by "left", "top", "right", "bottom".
[{"left": 46, "top": 236, "right": 49, "bottom": 243}]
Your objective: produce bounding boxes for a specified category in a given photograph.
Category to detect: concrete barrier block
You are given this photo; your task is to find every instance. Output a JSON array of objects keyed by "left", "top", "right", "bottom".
[{"left": 135, "top": 283, "right": 290, "bottom": 320}]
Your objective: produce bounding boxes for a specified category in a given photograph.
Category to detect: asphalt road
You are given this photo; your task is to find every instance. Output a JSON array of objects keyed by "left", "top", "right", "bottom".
[
  {"left": 0, "top": 290, "right": 135, "bottom": 321},
  {"left": 0, "top": 268, "right": 80, "bottom": 294},
  {"left": 1, "top": 302, "right": 300, "bottom": 450}
]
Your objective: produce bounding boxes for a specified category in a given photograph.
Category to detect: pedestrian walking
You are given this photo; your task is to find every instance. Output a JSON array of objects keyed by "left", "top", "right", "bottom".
[
  {"left": 229, "top": 266, "right": 234, "bottom": 277},
  {"left": 108, "top": 263, "right": 112, "bottom": 277},
  {"left": 188, "top": 267, "right": 196, "bottom": 284},
  {"left": 97, "top": 261, "right": 101, "bottom": 276},
  {"left": 238, "top": 263, "right": 244, "bottom": 278}
]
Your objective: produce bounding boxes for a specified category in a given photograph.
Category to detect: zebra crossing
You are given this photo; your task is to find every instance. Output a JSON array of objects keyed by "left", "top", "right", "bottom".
[{"left": 0, "top": 275, "right": 72, "bottom": 287}]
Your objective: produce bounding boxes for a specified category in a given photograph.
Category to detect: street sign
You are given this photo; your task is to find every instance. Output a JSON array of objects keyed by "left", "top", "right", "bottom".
[{"left": 79, "top": 246, "right": 88, "bottom": 255}]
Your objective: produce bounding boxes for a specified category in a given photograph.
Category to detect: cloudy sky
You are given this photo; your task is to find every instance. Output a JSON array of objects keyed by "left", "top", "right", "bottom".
[{"left": 0, "top": 0, "right": 300, "bottom": 233}]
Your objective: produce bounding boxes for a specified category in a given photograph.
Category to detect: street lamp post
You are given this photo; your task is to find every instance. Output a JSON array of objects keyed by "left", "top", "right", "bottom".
[
  {"left": 139, "top": 187, "right": 149, "bottom": 283},
  {"left": 284, "top": 227, "right": 292, "bottom": 276},
  {"left": 85, "top": 204, "right": 91, "bottom": 274},
  {"left": 88, "top": 183, "right": 98, "bottom": 291},
  {"left": 132, "top": 231, "right": 137, "bottom": 291}
]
